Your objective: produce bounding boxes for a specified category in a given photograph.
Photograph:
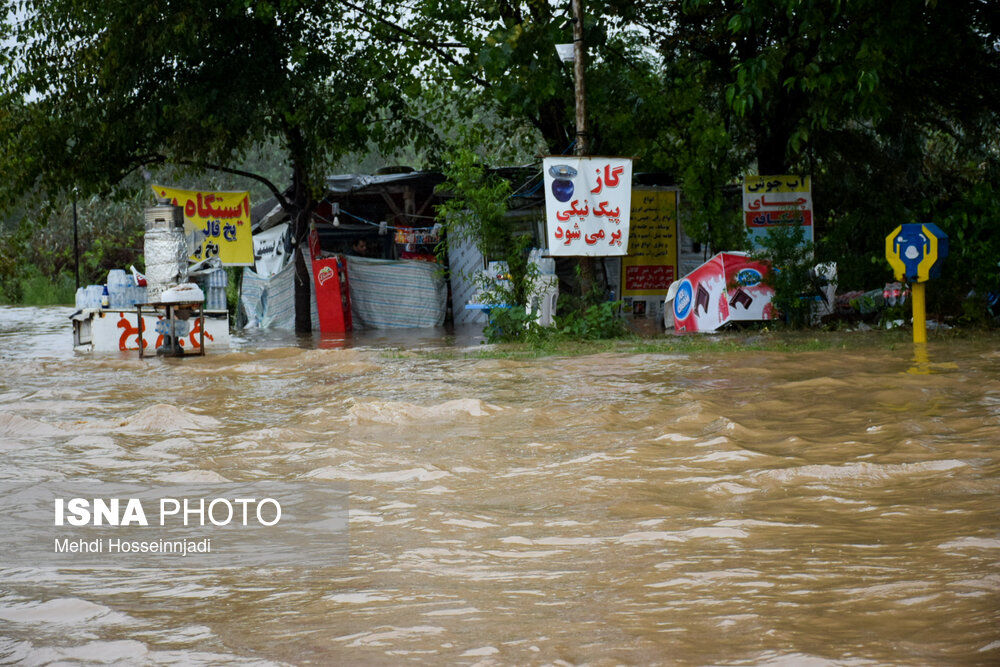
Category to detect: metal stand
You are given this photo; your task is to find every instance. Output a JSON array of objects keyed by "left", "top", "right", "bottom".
[{"left": 136, "top": 301, "right": 206, "bottom": 359}]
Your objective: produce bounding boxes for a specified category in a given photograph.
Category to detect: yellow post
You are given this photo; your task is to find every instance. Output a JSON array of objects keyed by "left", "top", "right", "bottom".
[{"left": 911, "top": 281, "right": 927, "bottom": 344}]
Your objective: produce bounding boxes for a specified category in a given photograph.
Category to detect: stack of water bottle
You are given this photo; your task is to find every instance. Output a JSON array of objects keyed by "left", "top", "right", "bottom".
[
  {"left": 74, "top": 269, "right": 148, "bottom": 310},
  {"left": 202, "top": 268, "right": 228, "bottom": 311}
]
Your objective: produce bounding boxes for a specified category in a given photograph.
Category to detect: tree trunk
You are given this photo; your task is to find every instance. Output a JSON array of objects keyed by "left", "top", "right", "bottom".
[
  {"left": 756, "top": 129, "right": 788, "bottom": 176},
  {"left": 290, "top": 162, "right": 313, "bottom": 334},
  {"left": 293, "top": 234, "right": 312, "bottom": 333}
]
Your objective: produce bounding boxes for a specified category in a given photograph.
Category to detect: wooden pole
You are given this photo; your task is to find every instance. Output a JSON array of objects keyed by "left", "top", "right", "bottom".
[
  {"left": 572, "top": 0, "right": 596, "bottom": 296},
  {"left": 572, "top": 0, "right": 587, "bottom": 156}
]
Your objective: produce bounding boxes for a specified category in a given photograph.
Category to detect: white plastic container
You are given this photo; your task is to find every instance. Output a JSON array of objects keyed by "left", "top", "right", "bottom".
[{"left": 529, "top": 274, "right": 559, "bottom": 326}]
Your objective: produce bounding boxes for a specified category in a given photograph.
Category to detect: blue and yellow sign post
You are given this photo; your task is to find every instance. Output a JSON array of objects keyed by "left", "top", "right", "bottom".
[{"left": 885, "top": 223, "right": 948, "bottom": 344}]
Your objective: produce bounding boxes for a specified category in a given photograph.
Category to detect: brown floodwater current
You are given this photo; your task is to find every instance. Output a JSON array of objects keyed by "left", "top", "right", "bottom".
[{"left": 1, "top": 305, "right": 998, "bottom": 665}]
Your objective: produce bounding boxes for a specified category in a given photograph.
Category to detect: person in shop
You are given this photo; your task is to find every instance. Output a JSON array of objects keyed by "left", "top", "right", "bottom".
[{"left": 350, "top": 237, "right": 370, "bottom": 257}]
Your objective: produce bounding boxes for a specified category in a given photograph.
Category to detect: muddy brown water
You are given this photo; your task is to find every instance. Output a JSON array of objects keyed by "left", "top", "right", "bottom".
[{"left": 1, "top": 306, "right": 998, "bottom": 665}]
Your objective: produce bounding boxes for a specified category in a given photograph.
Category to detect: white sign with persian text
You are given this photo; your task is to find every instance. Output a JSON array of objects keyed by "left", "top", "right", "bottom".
[{"left": 543, "top": 157, "right": 632, "bottom": 256}]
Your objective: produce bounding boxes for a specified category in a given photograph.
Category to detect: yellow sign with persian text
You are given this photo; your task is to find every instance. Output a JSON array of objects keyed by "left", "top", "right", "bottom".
[
  {"left": 622, "top": 189, "right": 679, "bottom": 297},
  {"left": 152, "top": 185, "right": 253, "bottom": 266}
]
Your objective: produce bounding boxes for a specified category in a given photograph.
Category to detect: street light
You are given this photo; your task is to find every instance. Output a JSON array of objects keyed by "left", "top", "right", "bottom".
[{"left": 556, "top": 0, "right": 587, "bottom": 157}]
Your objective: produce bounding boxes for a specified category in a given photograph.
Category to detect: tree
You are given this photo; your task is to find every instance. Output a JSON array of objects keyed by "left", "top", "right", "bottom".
[
  {"left": 650, "top": 0, "right": 999, "bottom": 173},
  {"left": 351, "top": 1, "right": 670, "bottom": 160},
  {"left": 640, "top": 0, "right": 1000, "bottom": 295},
  {"left": 1, "top": 0, "right": 413, "bottom": 331}
]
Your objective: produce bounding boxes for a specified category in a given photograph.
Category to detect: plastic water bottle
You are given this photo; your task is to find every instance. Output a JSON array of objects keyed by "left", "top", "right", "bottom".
[{"left": 207, "top": 268, "right": 228, "bottom": 310}]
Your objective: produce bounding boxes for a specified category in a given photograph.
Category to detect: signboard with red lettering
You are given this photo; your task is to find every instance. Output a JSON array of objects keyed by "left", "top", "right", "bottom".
[
  {"left": 742, "top": 175, "right": 813, "bottom": 249},
  {"left": 622, "top": 188, "right": 679, "bottom": 294},
  {"left": 543, "top": 157, "right": 632, "bottom": 256}
]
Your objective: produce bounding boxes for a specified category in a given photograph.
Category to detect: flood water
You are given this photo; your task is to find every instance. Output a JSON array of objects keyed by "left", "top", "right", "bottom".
[{"left": 1, "top": 305, "right": 998, "bottom": 665}]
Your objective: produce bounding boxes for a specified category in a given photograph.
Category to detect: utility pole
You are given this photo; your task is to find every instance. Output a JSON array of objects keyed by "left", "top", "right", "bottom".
[
  {"left": 572, "top": 0, "right": 587, "bottom": 156},
  {"left": 72, "top": 192, "right": 80, "bottom": 290},
  {"left": 571, "top": 0, "right": 596, "bottom": 295}
]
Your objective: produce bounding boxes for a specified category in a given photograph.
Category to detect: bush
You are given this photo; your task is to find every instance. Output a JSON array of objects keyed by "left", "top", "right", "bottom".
[
  {"left": 1, "top": 194, "right": 144, "bottom": 305},
  {"left": 753, "top": 222, "right": 816, "bottom": 328},
  {"left": 553, "top": 278, "right": 629, "bottom": 340}
]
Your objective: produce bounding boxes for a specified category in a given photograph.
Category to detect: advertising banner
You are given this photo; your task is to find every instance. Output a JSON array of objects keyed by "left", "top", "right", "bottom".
[
  {"left": 543, "top": 157, "right": 632, "bottom": 256},
  {"left": 742, "top": 175, "right": 813, "bottom": 248},
  {"left": 670, "top": 252, "right": 776, "bottom": 333},
  {"left": 252, "top": 222, "right": 292, "bottom": 278},
  {"left": 152, "top": 185, "right": 253, "bottom": 266},
  {"left": 622, "top": 188, "right": 679, "bottom": 299}
]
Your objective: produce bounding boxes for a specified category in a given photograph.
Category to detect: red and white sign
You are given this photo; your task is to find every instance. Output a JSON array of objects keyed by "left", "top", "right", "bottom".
[
  {"left": 543, "top": 157, "right": 632, "bottom": 256},
  {"left": 669, "top": 252, "right": 776, "bottom": 333},
  {"left": 742, "top": 175, "right": 813, "bottom": 248}
]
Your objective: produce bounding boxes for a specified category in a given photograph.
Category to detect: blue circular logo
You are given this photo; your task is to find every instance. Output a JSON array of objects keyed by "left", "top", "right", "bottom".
[
  {"left": 735, "top": 268, "right": 762, "bottom": 287},
  {"left": 674, "top": 280, "right": 693, "bottom": 319}
]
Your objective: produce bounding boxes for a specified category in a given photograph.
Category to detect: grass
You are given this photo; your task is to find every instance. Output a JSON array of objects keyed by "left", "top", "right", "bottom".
[
  {"left": 393, "top": 325, "right": 1000, "bottom": 362},
  {"left": 0, "top": 273, "right": 76, "bottom": 306}
]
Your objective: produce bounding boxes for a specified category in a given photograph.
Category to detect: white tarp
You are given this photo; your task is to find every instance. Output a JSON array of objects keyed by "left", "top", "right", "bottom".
[
  {"left": 240, "top": 261, "right": 295, "bottom": 330},
  {"left": 252, "top": 222, "right": 293, "bottom": 278}
]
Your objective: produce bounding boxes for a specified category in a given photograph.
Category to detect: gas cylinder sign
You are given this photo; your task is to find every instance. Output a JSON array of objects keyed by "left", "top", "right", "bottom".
[{"left": 543, "top": 157, "right": 632, "bottom": 256}]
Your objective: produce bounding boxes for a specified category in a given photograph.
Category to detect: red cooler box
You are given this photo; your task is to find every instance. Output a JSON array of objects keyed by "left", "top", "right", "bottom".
[{"left": 312, "top": 255, "right": 352, "bottom": 333}]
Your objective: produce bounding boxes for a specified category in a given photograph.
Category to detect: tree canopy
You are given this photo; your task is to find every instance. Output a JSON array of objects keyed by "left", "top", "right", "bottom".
[
  {"left": 2, "top": 0, "right": 422, "bottom": 327},
  {"left": 2, "top": 0, "right": 999, "bottom": 314}
]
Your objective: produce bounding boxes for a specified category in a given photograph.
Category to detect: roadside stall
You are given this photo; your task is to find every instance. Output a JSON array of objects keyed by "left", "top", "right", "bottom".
[
  {"left": 247, "top": 170, "right": 450, "bottom": 331},
  {"left": 71, "top": 189, "right": 245, "bottom": 354}
]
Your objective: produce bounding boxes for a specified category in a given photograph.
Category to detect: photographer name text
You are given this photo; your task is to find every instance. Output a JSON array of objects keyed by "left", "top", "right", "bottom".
[{"left": 54, "top": 537, "right": 211, "bottom": 556}]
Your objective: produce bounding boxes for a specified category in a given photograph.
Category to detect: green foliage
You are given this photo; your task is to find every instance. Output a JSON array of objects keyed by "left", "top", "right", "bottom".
[
  {"left": 491, "top": 268, "right": 630, "bottom": 343},
  {"left": 2, "top": 269, "right": 76, "bottom": 306},
  {"left": 0, "top": 0, "right": 408, "bottom": 204},
  {"left": 482, "top": 306, "right": 538, "bottom": 344},
  {"left": 434, "top": 142, "right": 632, "bottom": 344},
  {"left": 2, "top": 0, "right": 998, "bottom": 328},
  {"left": 548, "top": 271, "right": 627, "bottom": 341},
  {"left": 654, "top": 0, "right": 999, "bottom": 302},
  {"left": 0, "top": 193, "right": 144, "bottom": 304},
  {"left": 753, "top": 223, "right": 815, "bottom": 328},
  {"left": 435, "top": 140, "right": 515, "bottom": 264},
  {"left": 553, "top": 297, "right": 629, "bottom": 341},
  {"left": 924, "top": 166, "right": 1000, "bottom": 318},
  {"left": 433, "top": 133, "right": 543, "bottom": 342},
  {"left": 1, "top": 0, "right": 423, "bottom": 330}
]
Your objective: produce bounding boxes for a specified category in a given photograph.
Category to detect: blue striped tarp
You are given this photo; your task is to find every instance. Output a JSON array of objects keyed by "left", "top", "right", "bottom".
[
  {"left": 241, "top": 261, "right": 296, "bottom": 330},
  {"left": 346, "top": 257, "right": 447, "bottom": 329}
]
